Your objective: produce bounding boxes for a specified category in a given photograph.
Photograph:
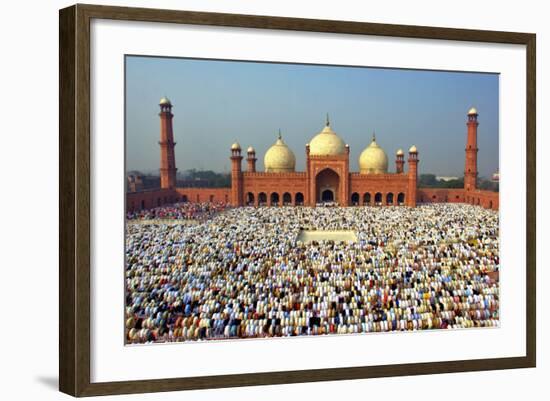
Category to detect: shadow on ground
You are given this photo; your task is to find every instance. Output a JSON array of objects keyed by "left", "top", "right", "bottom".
[{"left": 35, "top": 376, "right": 58, "bottom": 391}]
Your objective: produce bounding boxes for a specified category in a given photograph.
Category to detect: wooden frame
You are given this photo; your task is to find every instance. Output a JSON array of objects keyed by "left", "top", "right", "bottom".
[{"left": 59, "top": 3, "right": 536, "bottom": 397}]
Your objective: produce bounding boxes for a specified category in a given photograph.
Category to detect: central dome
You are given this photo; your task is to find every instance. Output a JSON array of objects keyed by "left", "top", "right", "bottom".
[
  {"left": 264, "top": 132, "right": 296, "bottom": 173},
  {"left": 309, "top": 118, "right": 346, "bottom": 156},
  {"left": 359, "top": 134, "right": 388, "bottom": 174}
]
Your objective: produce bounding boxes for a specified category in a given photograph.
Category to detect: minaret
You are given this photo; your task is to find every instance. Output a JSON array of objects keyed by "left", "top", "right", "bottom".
[
  {"left": 230, "top": 142, "right": 243, "bottom": 206},
  {"left": 305, "top": 142, "right": 311, "bottom": 206},
  {"left": 396, "top": 149, "right": 405, "bottom": 173},
  {"left": 464, "top": 107, "right": 479, "bottom": 191},
  {"left": 158, "top": 97, "right": 177, "bottom": 190},
  {"left": 407, "top": 145, "right": 419, "bottom": 207},
  {"left": 246, "top": 146, "right": 257, "bottom": 172}
]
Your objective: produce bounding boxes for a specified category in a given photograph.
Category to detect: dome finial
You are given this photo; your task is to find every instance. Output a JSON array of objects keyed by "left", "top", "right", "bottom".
[
  {"left": 326, "top": 113, "right": 330, "bottom": 127},
  {"left": 372, "top": 131, "right": 376, "bottom": 142},
  {"left": 278, "top": 128, "right": 282, "bottom": 140}
]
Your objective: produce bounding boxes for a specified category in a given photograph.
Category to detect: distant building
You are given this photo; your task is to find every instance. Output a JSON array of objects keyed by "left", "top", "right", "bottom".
[
  {"left": 127, "top": 174, "right": 143, "bottom": 192},
  {"left": 126, "top": 173, "right": 160, "bottom": 192},
  {"left": 492, "top": 170, "right": 500, "bottom": 182},
  {"left": 436, "top": 176, "right": 460, "bottom": 182}
]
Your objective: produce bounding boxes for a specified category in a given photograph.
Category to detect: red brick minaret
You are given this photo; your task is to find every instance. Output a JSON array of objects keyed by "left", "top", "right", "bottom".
[
  {"left": 407, "top": 145, "right": 418, "bottom": 207},
  {"left": 464, "top": 107, "right": 479, "bottom": 191},
  {"left": 159, "top": 97, "right": 177, "bottom": 190},
  {"left": 246, "top": 146, "right": 257, "bottom": 172},
  {"left": 230, "top": 142, "right": 243, "bottom": 206},
  {"left": 305, "top": 143, "right": 311, "bottom": 206},
  {"left": 395, "top": 149, "right": 405, "bottom": 173}
]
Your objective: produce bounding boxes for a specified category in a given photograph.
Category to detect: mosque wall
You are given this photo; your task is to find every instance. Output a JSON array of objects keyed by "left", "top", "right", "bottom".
[
  {"left": 464, "top": 189, "right": 500, "bottom": 210},
  {"left": 175, "top": 187, "right": 231, "bottom": 204},
  {"left": 126, "top": 185, "right": 498, "bottom": 211},
  {"left": 417, "top": 188, "right": 499, "bottom": 210},
  {"left": 242, "top": 172, "right": 308, "bottom": 205},
  {"left": 126, "top": 187, "right": 233, "bottom": 212},
  {"left": 126, "top": 189, "right": 178, "bottom": 212},
  {"left": 417, "top": 188, "right": 466, "bottom": 204},
  {"left": 349, "top": 173, "right": 409, "bottom": 205}
]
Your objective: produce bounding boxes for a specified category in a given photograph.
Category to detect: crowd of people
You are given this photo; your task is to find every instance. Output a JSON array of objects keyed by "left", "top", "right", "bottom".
[
  {"left": 126, "top": 201, "right": 228, "bottom": 221},
  {"left": 125, "top": 203, "right": 499, "bottom": 343}
]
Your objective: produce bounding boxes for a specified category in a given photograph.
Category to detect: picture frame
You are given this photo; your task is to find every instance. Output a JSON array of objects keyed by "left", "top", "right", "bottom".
[{"left": 59, "top": 3, "right": 536, "bottom": 397}]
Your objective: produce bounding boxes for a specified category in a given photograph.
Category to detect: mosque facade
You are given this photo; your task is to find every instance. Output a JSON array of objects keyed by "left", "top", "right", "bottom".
[{"left": 126, "top": 98, "right": 499, "bottom": 211}]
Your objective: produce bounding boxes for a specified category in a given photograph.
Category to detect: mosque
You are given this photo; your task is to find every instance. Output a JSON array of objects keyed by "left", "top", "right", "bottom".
[{"left": 126, "top": 98, "right": 499, "bottom": 211}]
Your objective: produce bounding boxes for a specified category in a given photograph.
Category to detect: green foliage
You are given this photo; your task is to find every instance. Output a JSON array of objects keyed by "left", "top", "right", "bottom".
[
  {"left": 181, "top": 169, "right": 231, "bottom": 188},
  {"left": 419, "top": 174, "right": 464, "bottom": 188},
  {"left": 419, "top": 174, "right": 438, "bottom": 187},
  {"left": 418, "top": 174, "right": 498, "bottom": 192},
  {"left": 477, "top": 179, "right": 499, "bottom": 192}
]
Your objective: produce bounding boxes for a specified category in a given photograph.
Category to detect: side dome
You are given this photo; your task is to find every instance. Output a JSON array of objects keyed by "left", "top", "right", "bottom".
[
  {"left": 359, "top": 134, "right": 388, "bottom": 174},
  {"left": 264, "top": 133, "right": 296, "bottom": 173},
  {"left": 309, "top": 117, "right": 346, "bottom": 156}
]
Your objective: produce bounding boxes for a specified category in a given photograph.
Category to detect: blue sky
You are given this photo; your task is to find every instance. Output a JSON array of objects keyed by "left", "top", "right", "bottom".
[{"left": 126, "top": 56, "right": 499, "bottom": 178}]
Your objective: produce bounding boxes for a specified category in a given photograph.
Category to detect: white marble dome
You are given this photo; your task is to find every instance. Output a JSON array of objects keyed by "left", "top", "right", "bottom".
[
  {"left": 264, "top": 133, "right": 296, "bottom": 173},
  {"left": 309, "top": 120, "right": 347, "bottom": 156},
  {"left": 359, "top": 135, "right": 389, "bottom": 174}
]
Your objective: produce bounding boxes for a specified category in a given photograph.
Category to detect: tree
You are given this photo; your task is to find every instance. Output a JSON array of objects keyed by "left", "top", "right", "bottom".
[{"left": 418, "top": 174, "right": 438, "bottom": 187}]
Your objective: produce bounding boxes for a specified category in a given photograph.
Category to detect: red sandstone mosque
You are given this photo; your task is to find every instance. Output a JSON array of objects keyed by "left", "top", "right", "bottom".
[{"left": 126, "top": 98, "right": 499, "bottom": 211}]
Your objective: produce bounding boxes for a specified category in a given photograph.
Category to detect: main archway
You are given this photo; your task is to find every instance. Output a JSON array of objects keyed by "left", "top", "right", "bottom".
[{"left": 316, "top": 168, "right": 340, "bottom": 204}]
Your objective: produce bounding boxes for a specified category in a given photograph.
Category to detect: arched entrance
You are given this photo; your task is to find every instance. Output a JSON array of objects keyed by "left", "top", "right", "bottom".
[
  {"left": 270, "top": 192, "right": 280, "bottom": 206},
  {"left": 397, "top": 192, "right": 405, "bottom": 205},
  {"left": 351, "top": 192, "right": 359, "bottom": 205},
  {"left": 374, "top": 192, "right": 382, "bottom": 205},
  {"left": 363, "top": 193, "right": 371, "bottom": 205},
  {"left": 258, "top": 192, "right": 267, "bottom": 206},
  {"left": 316, "top": 168, "right": 340, "bottom": 204},
  {"left": 246, "top": 192, "right": 255, "bottom": 206},
  {"left": 295, "top": 192, "right": 304, "bottom": 205},
  {"left": 283, "top": 192, "right": 292, "bottom": 205}
]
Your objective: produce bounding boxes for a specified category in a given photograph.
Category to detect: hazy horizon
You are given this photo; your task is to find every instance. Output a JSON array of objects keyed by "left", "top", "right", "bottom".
[{"left": 126, "top": 56, "right": 499, "bottom": 178}]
